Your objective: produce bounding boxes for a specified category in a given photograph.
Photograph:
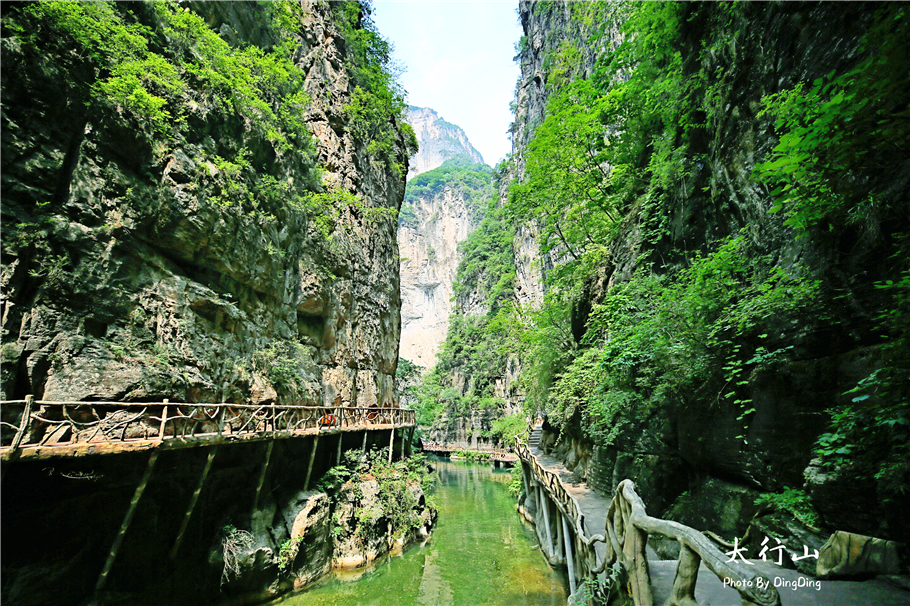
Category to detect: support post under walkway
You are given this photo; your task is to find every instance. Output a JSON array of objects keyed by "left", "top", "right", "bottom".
[
  {"left": 562, "top": 513, "right": 577, "bottom": 597},
  {"left": 170, "top": 446, "right": 218, "bottom": 559},
  {"left": 388, "top": 427, "right": 395, "bottom": 464},
  {"left": 94, "top": 450, "right": 159, "bottom": 597},
  {"left": 537, "top": 483, "right": 554, "bottom": 560},
  {"left": 252, "top": 440, "right": 274, "bottom": 511},
  {"left": 303, "top": 434, "right": 319, "bottom": 492}
]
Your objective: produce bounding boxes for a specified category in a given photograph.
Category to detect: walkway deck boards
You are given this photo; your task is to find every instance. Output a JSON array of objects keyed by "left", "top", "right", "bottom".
[
  {"left": 0, "top": 399, "right": 415, "bottom": 461},
  {"left": 528, "top": 445, "right": 910, "bottom": 606},
  {"left": 1, "top": 423, "right": 404, "bottom": 461}
]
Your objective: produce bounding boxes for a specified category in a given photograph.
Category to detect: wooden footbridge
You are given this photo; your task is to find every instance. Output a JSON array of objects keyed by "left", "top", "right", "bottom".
[
  {"left": 1, "top": 395, "right": 416, "bottom": 601},
  {"left": 1, "top": 395, "right": 415, "bottom": 460},
  {"left": 420, "top": 440, "right": 518, "bottom": 464}
]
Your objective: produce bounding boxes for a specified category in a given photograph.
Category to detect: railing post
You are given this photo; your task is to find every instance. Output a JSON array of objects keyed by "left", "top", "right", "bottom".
[
  {"left": 159, "top": 400, "right": 169, "bottom": 441},
  {"left": 623, "top": 519, "right": 652, "bottom": 606},
  {"left": 271, "top": 402, "right": 277, "bottom": 434},
  {"left": 11, "top": 395, "right": 34, "bottom": 450},
  {"left": 217, "top": 406, "right": 225, "bottom": 436},
  {"left": 667, "top": 543, "right": 700, "bottom": 606},
  {"left": 562, "top": 514, "right": 577, "bottom": 597}
]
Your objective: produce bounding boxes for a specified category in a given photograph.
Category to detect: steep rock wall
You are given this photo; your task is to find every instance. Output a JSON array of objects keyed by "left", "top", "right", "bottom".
[
  {"left": 513, "top": 0, "right": 908, "bottom": 546},
  {"left": 1, "top": 1, "right": 406, "bottom": 409},
  {"left": 405, "top": 106, "right": 484, "bottom": 180},
  {"left": 1, "top": 2, "right": 423, "bottom": 604},
  {"left": 398, "top": 187, "right": 478, "bottom": 368},
  {"left": 397, "top": 110, "right": 488, "bottom": 368},
  {"left": 509, "top": 1, "right": 608, "bottom": 307}
]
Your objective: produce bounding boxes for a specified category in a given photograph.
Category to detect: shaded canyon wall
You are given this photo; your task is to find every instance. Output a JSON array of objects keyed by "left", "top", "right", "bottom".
[{"left": 513, "top": 0, "right": 909, "bottom": 549}]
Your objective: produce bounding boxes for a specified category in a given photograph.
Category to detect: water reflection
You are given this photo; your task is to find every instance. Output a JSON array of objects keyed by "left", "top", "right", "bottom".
[{"left": 274, "top": 458, "right": 567, "bottom": 606}]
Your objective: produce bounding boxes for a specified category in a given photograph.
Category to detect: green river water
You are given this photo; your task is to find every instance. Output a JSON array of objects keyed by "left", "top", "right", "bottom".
[{"left": 273, "top": 458, "right": 567, "bottom": 606}]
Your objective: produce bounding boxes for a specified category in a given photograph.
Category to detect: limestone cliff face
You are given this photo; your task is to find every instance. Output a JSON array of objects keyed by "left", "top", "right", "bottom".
[
  {"left": 405, "top": 106, "right": 484, "bottom": 180},
  {"left": 1, "top": 1, "right": 407, "bottom": 409},
  {"left": 509, "top": 1, "right": 608, "bottom": 308},
  {"left": 397, "top": 110, "right": 489, "bottom": 368},
  {"left": 512, "top": 0, "right": 908, "bottom": 544},
  {"left": 398, "top": 187, "right": 478, "bottom": 368}
]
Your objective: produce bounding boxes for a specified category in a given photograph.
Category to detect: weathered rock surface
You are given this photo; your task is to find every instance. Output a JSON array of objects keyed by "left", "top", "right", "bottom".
[
  {"left": 397, "top": 110, "right": 490, "bottom": 369},
  {"left": 513, "top": 0, "right": 908, "bottom": 549},
  {"left": 817, "top": 531, "right": 902, "bottom": 579},
  {"left": 508, "top": 1, "right": 606, "bottom": 308},
  {"left": 425, "top": 407, "right": 506, "bottom": 451},
  {"left": 398, "top": 186, "right": 479, "bottom": 368},
  {"left": 1, "top": 2, "right": 420, "bottom": 605},
  {"left": 405, "top": 106, "right": 484, "bottom": 180},
  {"left": 1, "top": 0, "right": 406, "bottom": 409}
]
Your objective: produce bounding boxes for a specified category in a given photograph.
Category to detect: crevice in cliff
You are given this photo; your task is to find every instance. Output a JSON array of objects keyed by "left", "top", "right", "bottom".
[{"left": 52, "top": 119, "right": 87, "bottom": 208}]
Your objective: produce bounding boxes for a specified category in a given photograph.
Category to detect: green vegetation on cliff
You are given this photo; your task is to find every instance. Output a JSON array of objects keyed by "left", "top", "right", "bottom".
[
  {"left": 410, "top": 168, "right": 520, "bottom": 436},
  {"left": 9, "top": 1, "right": 317, "bottom": 161},
  {"left": 400, "top": 5, "right": 908, "bottom": 539},
  {"left": 332, "top": 1, "right": 415, "bottom": 173},
  {"left": 317, "top": 450, "right": 436, "bottom": 543},
  {"left": 401, "top": 156, "right": 494, "bottom": 226},
  {"left": 2, "top": 0, "right": 411, "bottom": 404},
  {"left": 512, "top": 1, "right": 908, "bottom": 520}
]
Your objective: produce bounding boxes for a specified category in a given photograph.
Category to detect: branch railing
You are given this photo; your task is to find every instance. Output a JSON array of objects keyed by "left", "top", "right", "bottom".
[
  {"left": 607, "top": 479, "right": 780, "bottom": 606},
  {"left": 420, "top": 441, "right": 517, "bottom": 459},
  {"left": 515, "top": 437, "right": 608, "bottom": 572},
  {"left": 516, "top": 439, "right": 781, "bottom": 606},
  {"left": 0, "top": 396, "right": 415, "bottom": 456}
]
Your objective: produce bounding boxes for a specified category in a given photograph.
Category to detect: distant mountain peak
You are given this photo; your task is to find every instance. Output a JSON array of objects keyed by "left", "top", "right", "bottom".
[{"left": 406, "top": 107, "right": 485, "bottom": 180}]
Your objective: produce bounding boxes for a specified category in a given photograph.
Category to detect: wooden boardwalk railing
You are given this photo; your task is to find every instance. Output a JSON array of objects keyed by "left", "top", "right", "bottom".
[
  {"left": 608, "top": 479, "right": 781, "bottom": 606},
  {"left": 516, "top": 437, "right": 782, "bottom": 606},
  {"left": 516, "top": 438, "right": 607, "bottom": 570},
  {"left": 0, "top": 395, "right": 415, "bottom": 460},
  {"left": 421, "top": 441, "right": 518, "bottom": 462}
]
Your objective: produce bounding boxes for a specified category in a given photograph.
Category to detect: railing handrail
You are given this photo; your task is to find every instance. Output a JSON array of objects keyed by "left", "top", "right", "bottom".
[
  {"left": 516, "top": 436, "right": 781, "bottom": 606},
  {"left": 611, "top": 479, "right": 781, "bottom": 606},
  {"left": 0, "top": 397, "right": 415, "bottom": 459},
  {"left": 1, "top": 399, "right": 411, "bottom": 412},
  {"left": 515, "top": 437, "right": 607, "bottom": 572}
]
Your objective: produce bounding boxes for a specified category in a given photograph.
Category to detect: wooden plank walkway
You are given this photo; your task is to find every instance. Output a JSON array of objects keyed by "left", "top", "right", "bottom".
[
  {"left": 522, "top": 437, "right": 910, "bottom": 605},
  {"left": 0, "top": 397, "right": 415, "bottom": 461}
]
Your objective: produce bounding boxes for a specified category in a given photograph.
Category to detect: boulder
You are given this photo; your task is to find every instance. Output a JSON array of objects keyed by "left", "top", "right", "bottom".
[{"left": 817, "top": 531, "right": 902, "bottom": 578}]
